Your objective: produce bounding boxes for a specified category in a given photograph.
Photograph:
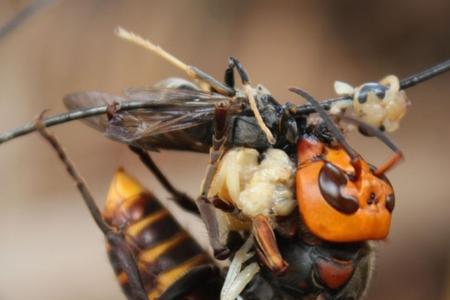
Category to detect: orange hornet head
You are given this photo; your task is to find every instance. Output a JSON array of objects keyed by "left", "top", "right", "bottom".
[{"left": 296, "top": 136, "right": 396, "bottom": 242}]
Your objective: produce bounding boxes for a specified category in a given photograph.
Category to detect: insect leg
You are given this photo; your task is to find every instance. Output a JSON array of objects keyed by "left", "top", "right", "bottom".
[
  {"left": 128, "top": 145, "right": 199, "bottom": 215},
  {"left": 228, "top": 57, "right": 276, "bottom": 144},
  {"left": 252, "top": 215, "right": 288, "bottom": 275},
  {"left": 115, "top": 27, "right": 234, "bottom": 96},
  {"left": 224, "top": 59, "right": 235, "bottom": 89},
  {"left": 197, "top": 102, "right": 232, "bottom": 260},
  {"left": 34, "top": 114, "right": 148, "bottom": 300}
]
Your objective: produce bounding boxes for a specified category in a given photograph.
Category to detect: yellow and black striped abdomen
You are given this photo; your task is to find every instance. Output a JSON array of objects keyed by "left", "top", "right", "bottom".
[{"left": 103, "top": 169, "right": 216, "bottom": 300}]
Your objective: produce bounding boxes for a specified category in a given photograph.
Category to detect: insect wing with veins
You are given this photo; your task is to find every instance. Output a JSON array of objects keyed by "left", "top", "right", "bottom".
[{"left": 64, "top": 87, "right": 235, "bottom": 152}]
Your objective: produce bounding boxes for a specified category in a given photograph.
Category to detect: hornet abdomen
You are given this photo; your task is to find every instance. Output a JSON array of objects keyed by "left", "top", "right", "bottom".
[{"left": 102, "top": 169, "right": 221, "bottom": 300}]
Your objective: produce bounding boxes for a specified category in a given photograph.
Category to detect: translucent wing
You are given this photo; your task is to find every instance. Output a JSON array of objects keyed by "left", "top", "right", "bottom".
[{"left": 64, "top": 88, "right": 235, "bottom": 152}]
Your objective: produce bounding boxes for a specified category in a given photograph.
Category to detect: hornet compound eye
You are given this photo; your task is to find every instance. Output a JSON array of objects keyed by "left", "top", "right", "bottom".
[{"left": 319, "top": 162, "right": 359, "bottom": 214}]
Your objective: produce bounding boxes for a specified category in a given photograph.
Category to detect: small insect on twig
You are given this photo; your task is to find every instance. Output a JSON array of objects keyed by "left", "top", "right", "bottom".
[{"left": 330, "top": 59, "right": 450, "bottom": 132}]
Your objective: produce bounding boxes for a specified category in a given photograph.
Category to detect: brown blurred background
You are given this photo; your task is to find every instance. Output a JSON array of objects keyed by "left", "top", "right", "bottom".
[{"left": 0, "top": 1, "right": 449, "bottom": 299}]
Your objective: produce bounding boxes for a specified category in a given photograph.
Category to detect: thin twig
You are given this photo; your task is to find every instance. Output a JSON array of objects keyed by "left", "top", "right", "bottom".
[
  {"left": 0, "top": 0, "right": 56, "bottom": 41},
  {"left": 1, "top": 59, "right": 449, "bottom": 145},
  {"left": 1, "top": 100, "right": 173, "bottom": 144},
  {"left": 399, "top": 59, "right": 450, "bottom": 89}
]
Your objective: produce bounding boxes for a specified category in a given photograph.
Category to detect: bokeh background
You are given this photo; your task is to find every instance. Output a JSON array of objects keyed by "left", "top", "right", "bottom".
[{"left": 0, "top": 1, "right": 449, "bottom": 299}]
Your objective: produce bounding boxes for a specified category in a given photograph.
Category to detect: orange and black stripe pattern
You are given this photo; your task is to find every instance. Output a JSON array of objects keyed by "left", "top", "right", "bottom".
[{"left": 102, "top": 169, "right": 218, "bottom": 300}]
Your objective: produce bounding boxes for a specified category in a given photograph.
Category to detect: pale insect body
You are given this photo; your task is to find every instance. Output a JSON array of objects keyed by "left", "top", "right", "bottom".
[
  {"left": 209, "top": 147, "right": 296, "bottom": 220},
  {"left": 333, "top": 75, "right": 409, "bottom": 132}
]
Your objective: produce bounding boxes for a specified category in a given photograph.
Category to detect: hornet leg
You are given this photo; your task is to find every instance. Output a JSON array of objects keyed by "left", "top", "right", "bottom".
[
  {"left": 253, "top": 215, "right": 288, "bottom": 275},
  {"left": 227, "top": 57, "right": 275, "bottom": 144},
  {"left": 34, "top": 113, "right": 148, "bottom": 300},
  {"left": 129, "top": 145, "right": 199, "bottom": 215},
  {"left": 197, "top": 102, "right": 231, "bottom": 260}
]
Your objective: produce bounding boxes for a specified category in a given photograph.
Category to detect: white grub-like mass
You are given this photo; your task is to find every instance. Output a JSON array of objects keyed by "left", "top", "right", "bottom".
[
  {"left": 209, "top": 147, "right": 296, "bottom": 219},
  {"left": 333, "top": 75, "right": 409, "bottom": 132}
]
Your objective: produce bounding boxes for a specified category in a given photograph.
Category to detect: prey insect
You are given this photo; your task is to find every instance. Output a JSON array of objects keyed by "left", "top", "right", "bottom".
[{"left": 1, "top": 27, "right": 450, "bottom": 300}]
